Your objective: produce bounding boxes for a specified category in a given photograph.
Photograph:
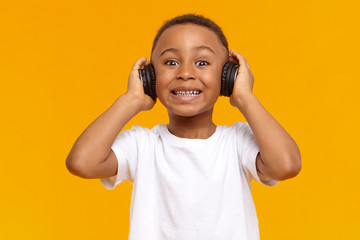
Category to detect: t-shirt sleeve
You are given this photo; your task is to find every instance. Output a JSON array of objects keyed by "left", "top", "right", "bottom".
[
  {"left": 100, "top": 125, "right": 142, "bottom": 190},
  {"left": 236, "top": 122, "right": 278, "bottom": 187}
]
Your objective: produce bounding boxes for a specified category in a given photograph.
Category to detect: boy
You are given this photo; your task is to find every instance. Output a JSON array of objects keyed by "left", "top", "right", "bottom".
[{"left": 66, "top": 14, "right": 301, "bottom": 240}]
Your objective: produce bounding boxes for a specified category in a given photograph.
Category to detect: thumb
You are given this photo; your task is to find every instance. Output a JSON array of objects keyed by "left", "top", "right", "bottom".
[{"left": 131, "top": 56, "right": 147, "bottom": 73}]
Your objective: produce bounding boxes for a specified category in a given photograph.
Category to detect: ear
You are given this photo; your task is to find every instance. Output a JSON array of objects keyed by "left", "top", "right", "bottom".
[{"left": 229, "top": 55, "right": 239, "bottom": 65}]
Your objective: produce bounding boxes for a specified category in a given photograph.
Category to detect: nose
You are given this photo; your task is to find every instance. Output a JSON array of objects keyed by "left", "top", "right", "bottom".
[{"left": 177, "top": 62, "right": 195, "bottom": 80}]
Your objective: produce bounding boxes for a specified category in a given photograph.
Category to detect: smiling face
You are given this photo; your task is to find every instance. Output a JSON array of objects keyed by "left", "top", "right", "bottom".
[{"left": 151, "top": 23, "right": 229, "bottom": 118}]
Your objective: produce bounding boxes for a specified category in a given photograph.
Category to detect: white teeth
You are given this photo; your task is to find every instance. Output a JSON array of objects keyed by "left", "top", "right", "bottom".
[{"left": 174, "top": 90, "right": 200, "bottom": 96}]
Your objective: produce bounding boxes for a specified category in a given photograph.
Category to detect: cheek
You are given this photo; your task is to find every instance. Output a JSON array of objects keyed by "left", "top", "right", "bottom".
[
  {"left": 202, "top": 69, "right": 222, "bottom": 90},
  {"left": 155, "top": 71, "right": 173, "bottom": 100}
]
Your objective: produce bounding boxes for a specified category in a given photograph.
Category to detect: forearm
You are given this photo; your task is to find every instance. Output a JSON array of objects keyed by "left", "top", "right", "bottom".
[
  {"left": 66, "top": 94, "right": 142, "bottom": 171},
  {"left": 236, "top": 93, "right": 301, "bottom": 180}
]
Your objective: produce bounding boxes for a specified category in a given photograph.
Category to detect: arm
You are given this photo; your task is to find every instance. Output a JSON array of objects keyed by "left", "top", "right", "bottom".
[
  {"left": 229, "top": 50, "right": 301, "bottom": 181},
  {"left": 65, "top": 57, "right": 155, "bottom": 179}
]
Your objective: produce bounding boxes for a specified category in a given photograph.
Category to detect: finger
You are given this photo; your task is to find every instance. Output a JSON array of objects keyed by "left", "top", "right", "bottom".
[
  {"left": 230, "top": 50, "right": 250, "bottom": 70},
  {"left": 131, "top": 56, "right": 147, "bottom": 72},
  {"left": 229, "top": 56, "right": 239, "bottom": 65}
]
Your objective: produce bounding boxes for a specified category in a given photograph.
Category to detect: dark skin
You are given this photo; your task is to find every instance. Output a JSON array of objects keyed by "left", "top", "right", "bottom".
[
  {"left": 150, "top": 23, "right": 229, "bottom": 139},
  {"left": 66, "top": 23, "right": 301, "bottom": 181},
  {"left": 147, "top": 23, "right": 301, "bottom": 180}
]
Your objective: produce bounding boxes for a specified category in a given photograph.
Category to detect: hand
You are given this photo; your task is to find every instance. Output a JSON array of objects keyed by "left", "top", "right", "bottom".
[
  {"left": 228, "top": 50, "right": 255, "bottom": 108},
  {"left": 125, "top": 56, "right": 156, "bottom": 111}
]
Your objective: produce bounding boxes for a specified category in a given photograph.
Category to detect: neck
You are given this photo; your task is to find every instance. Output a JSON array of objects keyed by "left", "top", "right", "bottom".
[{"left": 167, "top": 109, "right": 216, "bottom": 139}]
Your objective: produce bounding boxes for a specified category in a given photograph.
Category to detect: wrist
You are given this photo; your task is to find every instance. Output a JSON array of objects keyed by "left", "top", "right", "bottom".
[
  {"left": 231, "top": 92, "right": 256, "bottom": 110},
  {"left": 117, "top": 93, "right": 143, "bottom": 114}
]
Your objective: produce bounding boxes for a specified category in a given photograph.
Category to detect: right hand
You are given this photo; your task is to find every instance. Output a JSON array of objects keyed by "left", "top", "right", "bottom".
[{"left": 125, "top": 56, "right": 156, "bottom": 111}]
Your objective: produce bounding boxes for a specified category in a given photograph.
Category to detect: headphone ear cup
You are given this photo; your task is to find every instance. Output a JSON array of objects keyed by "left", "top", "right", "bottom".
[
  {"left": 221, "top": 62, "right": 230, "bottom": 96},
  {"left": 221, "top": 62, "right": 239, "bottom": 97},
  {"left": 138, "top": 63, "right": 157, "bottom": 100}
]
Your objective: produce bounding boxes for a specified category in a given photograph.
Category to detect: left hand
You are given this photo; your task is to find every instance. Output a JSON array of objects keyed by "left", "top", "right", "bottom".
[{"left": 228, "top": 50, "right": 255, "bottom": 108}]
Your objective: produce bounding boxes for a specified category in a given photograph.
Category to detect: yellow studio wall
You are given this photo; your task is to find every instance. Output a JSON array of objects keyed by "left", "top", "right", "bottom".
[{"left": 0, "top": 0, "right": 359, "bottom": 239}]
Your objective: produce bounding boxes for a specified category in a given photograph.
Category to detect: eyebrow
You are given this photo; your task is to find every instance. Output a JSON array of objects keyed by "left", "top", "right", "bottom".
[{"left": 159, "top": 45, "right": 216, "bottom": 57}]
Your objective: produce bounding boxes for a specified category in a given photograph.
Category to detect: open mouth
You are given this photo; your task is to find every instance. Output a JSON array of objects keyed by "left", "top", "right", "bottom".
[{"left": 171, "top": 90, "right": 202, "bottom": 96}]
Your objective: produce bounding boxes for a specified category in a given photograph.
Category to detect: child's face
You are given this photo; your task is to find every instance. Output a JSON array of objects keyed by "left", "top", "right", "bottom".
[{"left": 151, "top": 23, "right": 229, "bottom": 118}]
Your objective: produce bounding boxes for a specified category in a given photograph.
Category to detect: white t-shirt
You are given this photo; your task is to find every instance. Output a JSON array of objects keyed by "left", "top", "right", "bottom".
[{"left": 100, "top": 122, "right": 278, "bottom": 240}]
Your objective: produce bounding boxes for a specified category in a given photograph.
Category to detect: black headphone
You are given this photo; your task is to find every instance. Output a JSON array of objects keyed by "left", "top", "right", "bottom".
[{"left": 138, "top": 62, "right": 239, "bottom": 100}]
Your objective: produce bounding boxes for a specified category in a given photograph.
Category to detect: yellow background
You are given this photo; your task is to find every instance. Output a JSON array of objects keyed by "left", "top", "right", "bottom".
[{"left": 1, "top": 0, "right": 359, "bottom": 239}]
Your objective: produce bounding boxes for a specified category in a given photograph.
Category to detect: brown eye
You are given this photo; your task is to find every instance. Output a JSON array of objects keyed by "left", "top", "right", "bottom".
[
  {"left": 165, "top": 60, "right": 179, "bottom": 66},
  {"left": 195, "top": 60, "right": 209, "bottom": 66}
]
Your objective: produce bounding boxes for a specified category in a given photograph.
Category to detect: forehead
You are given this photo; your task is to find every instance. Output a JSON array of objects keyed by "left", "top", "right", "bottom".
[{"left": 153, "top": 23, "right": 226, "bottom": 57}]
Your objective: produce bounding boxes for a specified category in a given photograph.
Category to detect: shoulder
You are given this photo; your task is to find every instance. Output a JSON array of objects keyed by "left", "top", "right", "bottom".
[
  {"left": 231, "top": 122, "right": 251, "bottom": 130},
  {"left": 149, "top": 124, "right": 166, "bottom": 135},
  {"left": 122, "top": 124, "right": 164, "bottom": 139},
  {"left": 113, "top": 125, "right": 163, "bottom": 149},
  {"left": 221, "top": 122, "right": 257, "bottom": 148},
  {"left": 123, "top": 124, "right": 163, "bottom": 134},
  {"left": 221, "top": 122, "right": 252, "bottom": 135}
]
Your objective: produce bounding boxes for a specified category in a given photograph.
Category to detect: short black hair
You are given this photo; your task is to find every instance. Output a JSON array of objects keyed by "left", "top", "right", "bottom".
[{"left": 151, "top": 14, "right": 229, "bottom": 57}]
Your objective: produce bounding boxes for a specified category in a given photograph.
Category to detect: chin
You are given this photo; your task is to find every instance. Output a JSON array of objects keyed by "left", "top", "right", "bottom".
[{"left": 167, "top": 106, "right": 214, "bottom": 119}]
